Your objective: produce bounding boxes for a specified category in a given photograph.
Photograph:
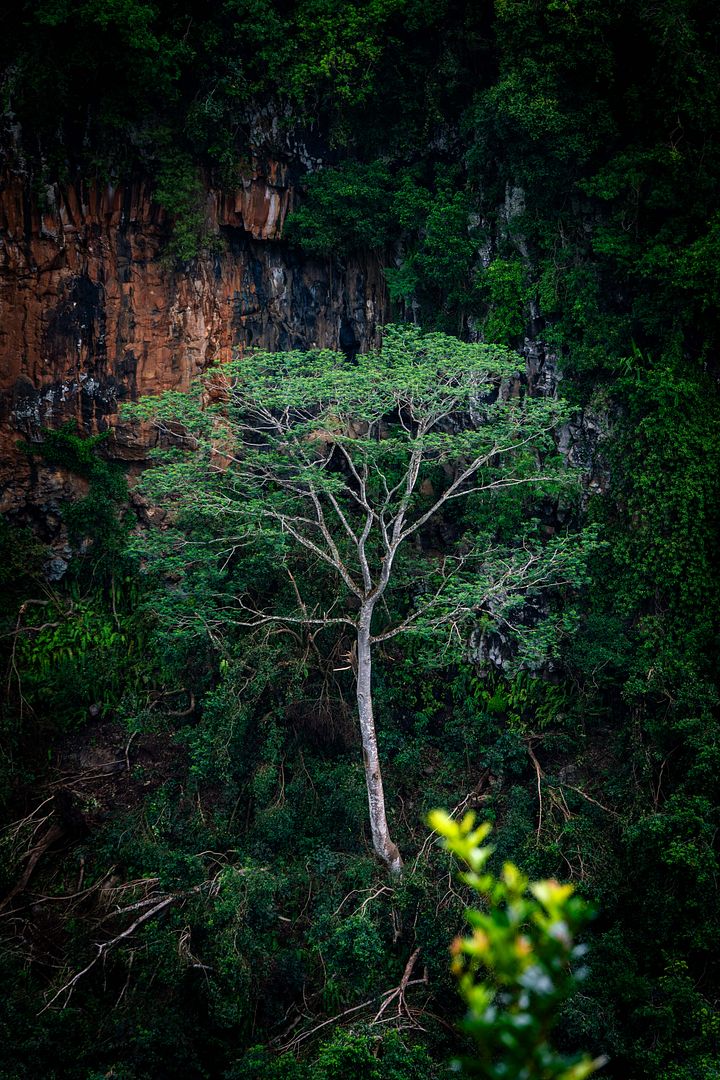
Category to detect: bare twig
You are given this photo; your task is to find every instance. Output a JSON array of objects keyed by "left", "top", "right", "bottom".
[
  {"left": 274, "top": 996, "right": 377, "bottom": 1052},
  {"left": 0, "top": 821, "right": 65, "bottom": 912},
  {"left": 39, "top": 893, "right": 178, "bottom": 1012},
  {"left": 39, "top": 878, "right": 218, "bottom": 1013},
  {"left": 373, "top": 948, "right": 426, "bottom": 1023},
  {"left": 527, "top": 744, "right": 545, "bottom": 845},
  {"left": 561, "top": 783, "right": 620, "bottom": 817}
]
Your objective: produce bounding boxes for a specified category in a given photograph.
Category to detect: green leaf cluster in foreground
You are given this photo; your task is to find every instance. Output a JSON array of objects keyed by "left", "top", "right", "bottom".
[{"left": 431, "top": 811, "right": 605, "bottom": 1080}]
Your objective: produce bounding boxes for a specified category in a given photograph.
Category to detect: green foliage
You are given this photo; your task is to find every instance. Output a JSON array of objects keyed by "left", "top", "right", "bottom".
[
  {"left": 18, "top": 601, "right": 129, "bottom": 706},
  {"left": 2, "top": 427, "right": 145, "bottom": 792},
  {"left": 23, "top": 422, "right": 129, "bottom": 561},
  {"left": 286, "top": 161, "right": 394, "bottom": 255},
  {"left": 390, "top": 184, "right": 480, "bottom": 325},
  {"left": 0, "top": 519, "right": 46, "bottom": 611},
  {"left": 311, "top": 1028, "right": 437, "bottom": 1080},
  {"left": 154, "top": 150, "right": 210, "bottom": 263},
  {"left": 0, "top": 520, "right": 49, "bottom": 807},
  {"left": 2, "top": 0, "right": 475, "bottom": 182},
  {"left": 229, "top": 1030, "right": 439, "bottom": 1080},
  {"left": 605, "top": 361, "right": 720, "bottom": 631},
  {"left": 431, "top": 811, "right": 604, "bottom": 1080},
  {"left": 21, "top": 421, "right": 110, "bottom": 478},
  {"left": 481, "top": 257, "right": 530, "bottom": 343}
]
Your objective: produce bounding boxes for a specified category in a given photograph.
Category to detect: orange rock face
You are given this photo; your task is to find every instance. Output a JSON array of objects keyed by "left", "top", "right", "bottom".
[{"left": 0, "top": 165, "right": 387, "bottom": 517}]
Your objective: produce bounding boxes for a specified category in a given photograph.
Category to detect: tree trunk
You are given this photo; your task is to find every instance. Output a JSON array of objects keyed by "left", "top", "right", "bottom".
[{"left": 356, "top": 607, "right": 403, "bottom": 874}]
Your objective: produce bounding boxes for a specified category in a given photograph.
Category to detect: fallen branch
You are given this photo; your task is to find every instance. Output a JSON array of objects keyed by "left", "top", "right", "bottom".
[
  {"left": 275, "top": 949, "right": 429, "bottom": 1053},
  {"left": 38, "top": 879, "right": 216, "bottom": 1013},
  {"left": 2, "top": 796, "right": 56, "bottom": 840},
  {"left": 124, "top": 731, "right": 137, "bottom": 777},
  {"left": 0, "top": 867, "right": 116, "bottom": 920},
  {"left": 39, "top": 893, "right": 178, "bottom": 1012},
  {"left": 373, "top": 948, "right": 426, "bottom": 1023},
  {"left": 274, "top": 996, "right": 377, "bottom": 1053},
  {"left": 0, "top": 821, "right": 65, "bottom": 913},
  {"left": 48, "top": 764, "right": 126, "bottom": 787},
  {"left": 560, "top": 783, "right": 619, "bottom": 817}
]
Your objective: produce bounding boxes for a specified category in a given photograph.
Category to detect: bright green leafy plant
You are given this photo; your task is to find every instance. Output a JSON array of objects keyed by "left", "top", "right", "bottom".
[{"left": 429, "top": 810, "right": 606, "bottom": 1080}]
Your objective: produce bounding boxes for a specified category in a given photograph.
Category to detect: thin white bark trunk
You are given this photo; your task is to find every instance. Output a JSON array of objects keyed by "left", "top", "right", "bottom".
[{"left": 356, "top": 604, "right": 403, "bottom": 875}]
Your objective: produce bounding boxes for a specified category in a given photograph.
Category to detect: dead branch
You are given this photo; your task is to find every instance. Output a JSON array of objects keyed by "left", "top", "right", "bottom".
[
  {"left": 39, "top": 878, "right": 216, "bottom": 1013},
  {"left": 274, "top": 996, "right": 377, "bottom": 1053},
  {"left": 412, "top": 771, "right": 490, "bottom": 873},
  {"left": 561, "top": 783, "right": 620, "bottom": 817},
  {"left": 273, "top": 954, "right": 429, "bottom": 1052},
  {"left": 2, "top": 795, "right": 56, "bottom": 840},
  {"left": 331, "top": 884, "right": 394, "bottom": 919},
  {"left": 0, "top": 821, "right": 65, "bottom": 912},
  {"left": 48, "top": 764, "right": 126, "bottom": 788},
  {"left": 373, "top": 948, "right": 426, "bottom": 1023},
  {"left": 39, "top": 893, "right": 178, "bottom": 1012},
  {"left": 527, "top": 744, "right": 545, "bottom": 845},
  {"left": 124, "top": 731, "right": 137, "bottom": 776},
  {"left": 0, "top": 867, "right": 116, "bottom": 921}
]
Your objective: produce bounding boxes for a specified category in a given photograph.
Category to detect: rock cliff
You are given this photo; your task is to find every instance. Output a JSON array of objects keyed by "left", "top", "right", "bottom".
[{"left": 0, "top": 163, "right": 387, "bottom": 518}]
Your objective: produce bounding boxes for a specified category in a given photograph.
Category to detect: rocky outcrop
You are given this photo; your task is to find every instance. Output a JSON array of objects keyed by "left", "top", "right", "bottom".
[{"left": 0, "top": 164, "right": 387, "bottom": 516}]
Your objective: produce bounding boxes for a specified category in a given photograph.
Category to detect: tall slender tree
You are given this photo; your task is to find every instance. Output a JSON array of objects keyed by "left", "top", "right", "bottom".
[{"left": 131, "top": 325, "right": 587, "bottom": 872}]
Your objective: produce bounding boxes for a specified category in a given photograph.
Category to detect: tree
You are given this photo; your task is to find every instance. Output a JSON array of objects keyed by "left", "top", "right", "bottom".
[{"left": 129, "top": 325, "right": 588, "bottom": 872}]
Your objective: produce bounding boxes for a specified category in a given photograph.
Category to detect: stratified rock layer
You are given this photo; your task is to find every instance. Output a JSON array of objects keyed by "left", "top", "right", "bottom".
[{"left": 0, "top": 166, "right": 386, "bottom": 516}]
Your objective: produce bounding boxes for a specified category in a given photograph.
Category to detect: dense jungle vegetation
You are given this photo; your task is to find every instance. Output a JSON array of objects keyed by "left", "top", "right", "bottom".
[{"left": 2, "top": 1, "right": 720, "bottom": 1076}]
